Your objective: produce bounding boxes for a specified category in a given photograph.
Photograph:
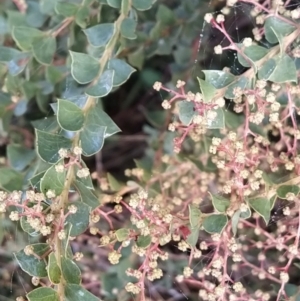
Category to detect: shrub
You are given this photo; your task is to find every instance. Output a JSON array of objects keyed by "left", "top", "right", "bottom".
[{"left": 1, "top": 0, "right": 300, "bottom": 301}]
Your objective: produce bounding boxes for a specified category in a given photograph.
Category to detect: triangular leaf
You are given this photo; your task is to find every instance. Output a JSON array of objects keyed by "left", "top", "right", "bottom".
[
  {"left": 27, "top": 287, "right": 59, "bottom": 301},
  {"left": 70, "top": 51, "right": 100, "bottom": 84},
  {"left": 57, "top": 99, "right": 84, "bottom": 131},
  {"left": 178, "top": 100, "right": 195, "bottom": 125},
  {"left": 83, "top": 23, "right": 114, "bottom": 47},
  {"left": 202, "top": 214, "right": 228, "bottom": 233},
  {"left": 107, "top": 59, "right": 135, "bottom": 87},
  {"left": 248, "top": 197, "right": 271, "bottom": 225},
  {"left": 85, "top": 70, "right": 114, "bottom": 97}
]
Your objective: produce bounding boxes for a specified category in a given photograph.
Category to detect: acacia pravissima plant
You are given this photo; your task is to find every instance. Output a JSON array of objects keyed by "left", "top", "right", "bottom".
[{"left": 1, "top": 0, "right": 300, "bottom": 301}]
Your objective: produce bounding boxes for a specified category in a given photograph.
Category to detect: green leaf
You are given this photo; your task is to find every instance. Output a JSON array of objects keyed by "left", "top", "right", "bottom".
[
  {"left": 224, "top": 110, "right": 244, "bottom": 130},
  {"left": 70, "top": 51, "right": 100, "bottom": 84},
  {"left": 74, "top": 161, "right": 94, "bottom": 190},
  {"left": 0, "top": 167, "right": 23, "bottom": 191},
  {"left": 7, "top": 144, "right": 35, "bottom": 171},
  {"left": 83, "top": 23, "right": 114, "bottom": 47},
  {"left": 115, "top": 228, "right": 129, "bottom": 242},
  {"left": 0, "top": 46, "right": 30, "bottom": 76},
  {"left": 188, "top": 205, "right": 201, "bottom": 229},
  {"left": 203, "top": 70, "right": 235, "bottom": 89},
  {"left": 240, "top": 207, "right": 251, "bottom": 219},
  {"left": 156, "top": 4, "right": 175, "bottom": 25},
  {"left": 55, "top": 2, "right": 78, "bottom": 17},
  {"left": 202, "top": 214, "right": 228, "bottom": 233},
  {"left": 267, "top": 54, "right": 297, "bottom": 83},
  {"left": 20, "top": 217, "right": 40, "bottom": 237},
  {"left": 237, "top": 44, "right": 269, "bottom": 68},
  {"left": 277, "top": 185, "right": 300, "bottom": 199},
  {"left": 29, "top": 171, "right": 46, "bottom": 191},
  {"left": 14, "top": 243, "right": 50, "bottom": 277},
  {"left": 40, "top": 160, "right": 66, "bottom": 196},
  {"left": 258, "top": 58, "right": 276, "bottom": 80},
  {"left": 65, "top": 284, "right": 101, "bottom": 301},
  {"left": 74, "top": 181, "right": 100, "bottom": 210},
  {"left": 225, "top": 76, "right": 248, "bottom": 99},
  {"left": 47, "top": 253, "right": 61, "bottom": 285},
  {"left": 107, "top": 0, "right": 121, "bottom": 8},
  {"left": 80, "top": 102, "right": 120, "bottom": 156},
  {"left": 264, "top": 16, "right": 295, "bottom": 44},
  {"left": 85, "top": 70, "right": 114, "bottom": 97},
  {"left": 248, "top": 197, "right": 271, "bottom": 224},
  {"left": 178, "top": 101, "right": 195, "bottom": 126},
  {"left": 120, "top": 18, "right": 137, "bottom": 39},
  {"left": 186, "top": 227, "right": 199, "bottom": 247},
  {"left": 75, "top": 6, "right": 89, "bottom": 28},
  {"left": 61, "top": 257, "right": 81, "bottom": 284},
  {"left": 136, "top": 235, "right": 151, "bottom": 248},
  {"left": 12, "top": 26, "right": 43, "bottom": 51},
  {"left": 206, "top": 107, "right": 224, "bottom": 129},
  {"left": 36, "top": 130, "right": 72, "bottom": 163},
  {"left": 46, "top": 65, "right": 65, "bottom": 84},
  {"left": 209, "top": 193, "right": 230, "bottom": 213},
  {"left": 27, "top": 287, "right": 59, "bottom": 301},
  {"left": 57, "top": 99, "right": 84, "bottom": 131},
  {"left": 107, "top": 59, "right": 136, "bottom": 87},
  {"left": 32, "top": 35, "right": 56, "bottom": 65},
  {"left": 128, "top": 46, "right": 144, "bottom": 70},
  {"left": 198, "top": 78, "right": 216, "bottom": 103},
  {"left": 65, "top": 201, "right": 90, "bottom": 236},
  {"left": 132, "top": 0, "right": 156, "bottom": 11}
]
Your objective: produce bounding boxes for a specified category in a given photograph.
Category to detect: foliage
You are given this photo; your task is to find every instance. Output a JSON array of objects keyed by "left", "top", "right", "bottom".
[{"left": 1, "top": 0, "right": 300, "bottom": 301}]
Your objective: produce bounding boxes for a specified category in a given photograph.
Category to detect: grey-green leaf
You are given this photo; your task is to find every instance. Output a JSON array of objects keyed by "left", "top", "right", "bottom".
[
  {"left": 178, "top": 101, "right": 195, "bottom": 126},
  {"left": 198, "top": 77, "right": 216, "bottom": 103},
  {"left": 209, "top": 193, "right": 230, "bottom": 213},
  {"left": 188, "top": 204, "right": 201, "bottom": 229},
  {"left": 40, "top": 160, "right": 66, "bottom": 196},
  {"left": 83, "top": 23, "right": 114, "bottom": 47},
  {"left": 264, "top": 16, "right": 295, "bottom": 44},
  {"left": 47, "top": 253, "right": 61, "bottom": 284},
  {"left": 32, "top": 35, "right": 56, "bottom": 65},
  {"left": 136, "top": 235, "right": 152, "bottom": 248},
  {"left": 132, "top": 0, "right": 156, "bottom": 11},
  {"left": 115, "top": 228, "right": 130, "bottom": 242},
  {"left": 14, "top": 243, "right": 50, "bottom": 277},
  {"left": 12, "top": 26, "right": 43, "bottom": 51},
  {"left": 57, "top": 99, "right": 84, "bottom": 131},
  {"left": 202, "top": 214, "right": 228, "bottom": 234},
  {"left": 277, "top": 185, "right": 300, "bottom": 199},
  {"left": 65, "top": 284, "right": 101, "bottom": 301},
  {"left": 27, "top": 287, "right": 59, "bottom": 301},
  {"left": 36, "top": 130, "right": 72, "bottom": 163},
  {"left": 107, "top": 59, "right": 136, "bottom": 87},
  {"left": 203, "top": 70, "right": 235, "bottom": 89},
  {"left": 75, "top": 181, "right": 100, "bottom": 210},
  {"left": 70, "top": 51, "right": 100, "bottom": 84},
  {"left": 7, "top": 144, "right": 35, "bottom": 171},
  {"left": 248, "top": 197, "right": 271, "bottom": 225},
  {"left": 237, "top": 44, "right": 269, "bottom": 68},
  {"left": 120, "top": 18, "right": 137, "bottom": 39},
  {"left": 225, "top": 76, "right": 248, "bottom": 99},
  {"left": 65, "top": 201, "right": 90, "bottom": 236},
  {"left": 80, "top": 101, "right": 120, "bottom": 156},
  {"left": 61, "top": 257, "right": 81, "bottom": 284},
  {"left": 55, "top": 2, "right": 78, "bottom": 17},
  {"left": 85, "top": 70, "right": 114, "bottom": 97}
]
